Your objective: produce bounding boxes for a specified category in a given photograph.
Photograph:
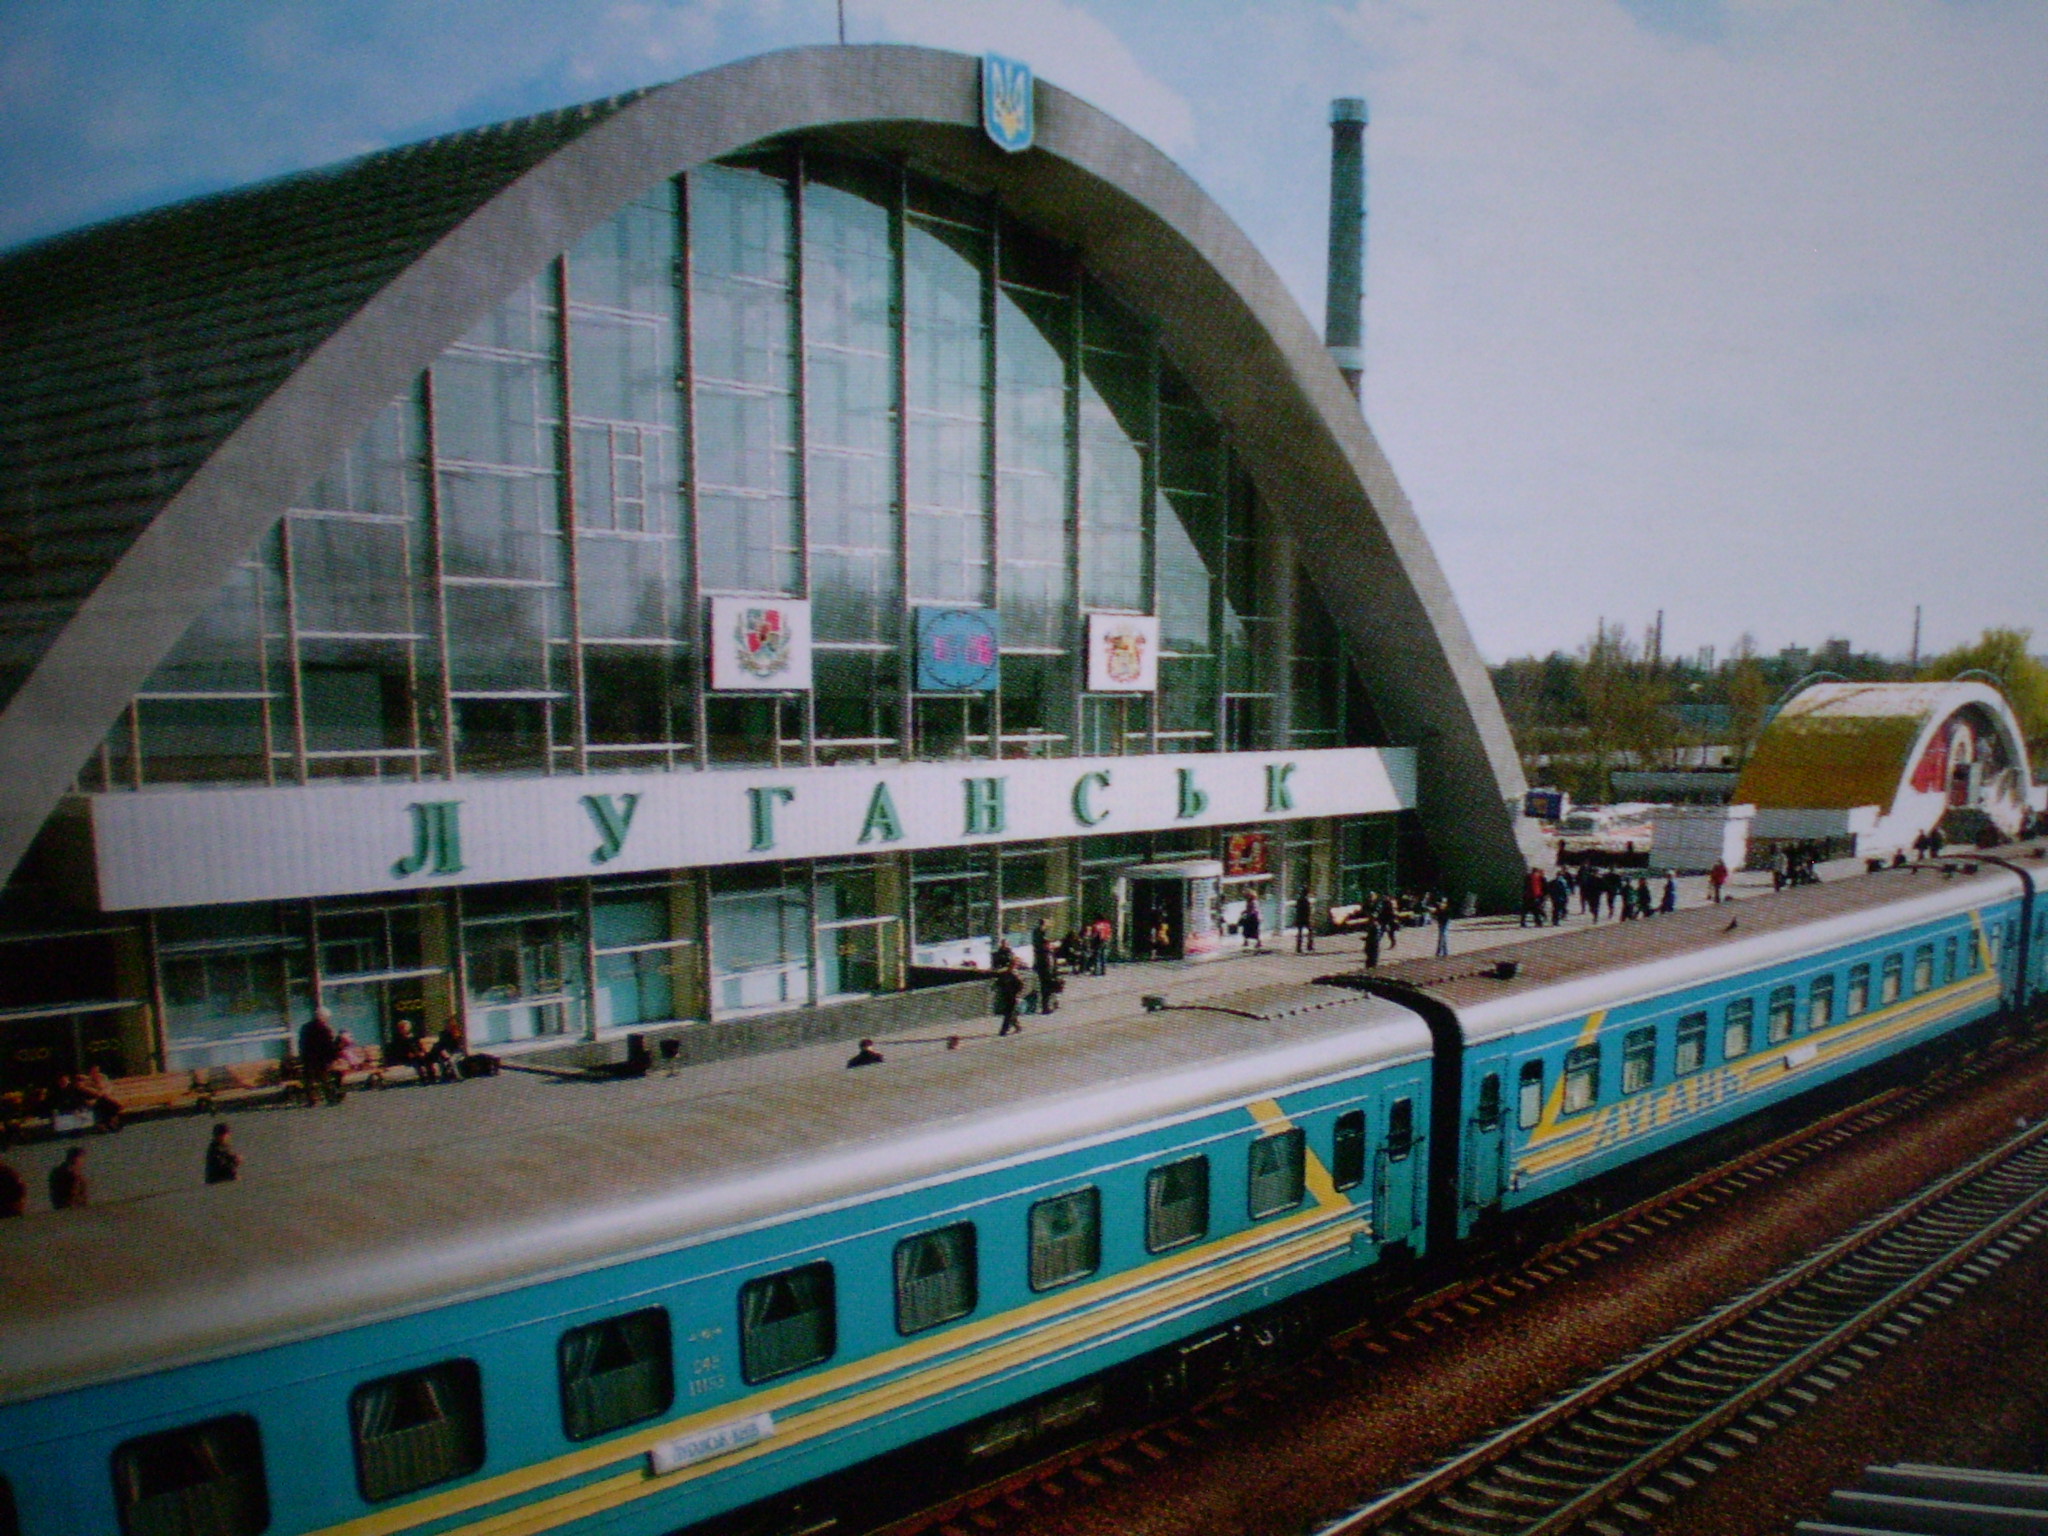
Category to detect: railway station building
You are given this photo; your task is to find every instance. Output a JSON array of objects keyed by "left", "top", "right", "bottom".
[{"left": 0, "top": 47, "right": 1531, "bottom": 1088}]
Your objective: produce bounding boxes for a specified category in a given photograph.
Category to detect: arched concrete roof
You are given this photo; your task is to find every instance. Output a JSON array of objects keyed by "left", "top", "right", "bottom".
[{"left": 0, "top": 44, "right": 1529, "bottom": 902}]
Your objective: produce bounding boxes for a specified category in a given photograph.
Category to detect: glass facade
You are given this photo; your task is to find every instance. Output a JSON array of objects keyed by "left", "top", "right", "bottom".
[{"left": 29, "top": 142, "right": 1405, "bottom": 1076}]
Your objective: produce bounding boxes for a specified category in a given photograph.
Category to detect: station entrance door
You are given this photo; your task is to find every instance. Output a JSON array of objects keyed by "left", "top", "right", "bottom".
[{"left": 1119, "top": 860, "right": 1223, "bottom": 961}]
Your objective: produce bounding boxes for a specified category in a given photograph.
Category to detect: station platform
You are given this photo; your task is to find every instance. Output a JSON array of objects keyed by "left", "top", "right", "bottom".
[{"left": 0, "top": 863, "right": 1818, "bottom": 1216}]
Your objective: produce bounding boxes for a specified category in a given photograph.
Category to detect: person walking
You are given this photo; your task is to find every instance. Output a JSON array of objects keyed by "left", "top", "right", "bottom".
[
  {"left": 1548, "top": 871, "right": 1571, "bottom": 927},
  {"left": 1363, "top": 918, "right": 1381, "bottom": 969},
  {"left": 297, "top": 1006, "right": 340, "bottom": 1103},
  {"left": 204, "top": 1122, "right": 242, "bottom": 1184},
  {"left": 1088, "top": 917, "right": 1110, "bottom": 976},
  {"left": 1660, "top": 873, "right": 1678, "bottom": 914},
  {"left": 1293, "top": 890, "right": 1315, "bottom": 953},
  {"left": 1433, "top": 897, "right": 1453, "bottom": 958},
  {"left": 1031, "top": 920, "right": 1059, "bottom": 1014},
  {"left": 48, "top": 1146, "right": 88, "bottom": 1209},
  {"left": 1240, "top": 899, "right": 1262, "bottom": 951},
  {"left": 994, "top": 961, "right": 1025, "bottom": 1036},
  {"left": 1709, "top": 859, "right": 1729, "bottom": 905}
]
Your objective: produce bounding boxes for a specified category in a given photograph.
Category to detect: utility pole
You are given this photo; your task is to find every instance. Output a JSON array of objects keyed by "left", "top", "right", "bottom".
[
  {"left": 1910, "top": 604, "right": 1922, "bottom": 670},
  {"left": 837, "top": 0, "right": 846, "bottom": 45}
]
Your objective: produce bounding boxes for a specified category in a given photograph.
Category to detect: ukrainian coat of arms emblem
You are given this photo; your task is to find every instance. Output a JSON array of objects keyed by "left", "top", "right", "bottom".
[{"left": 982, "top": 54, "right": 1034, "bottom": 154}]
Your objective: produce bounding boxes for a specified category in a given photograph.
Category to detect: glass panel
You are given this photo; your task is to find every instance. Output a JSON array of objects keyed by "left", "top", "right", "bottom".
[
  {"left": 1846, "top": 964, "right": 1870, "bottom": 1016},
  {"left": 1808, "top": 974, "right": 1834, "bottom": 1031},
  {"left": 1563, "top": 1045, "right": 1600, "bottom": 1113},
  {"left": 299, "top": 639, "right": 417, "bottom": 756},
  {"left": 740, "top": 1263, "right": 835, "bottom": 1383},
  {"left": 443, "top": 585, "right": 557, "bottom": 692},
  {"left": 1387, "top": 1098, "right": 1416, "bottom": 1159},
  {"left": 350, "top": 1361, "right": 485, "bottom": 1503},
  {"left": 1621, "top": 1027, "right": 1656, "bottom": 1093},
  {"left": 1145, "top": 1155, "right": 1210, "bottom": 1251},
  {"left": 111, "top": 1415, "right": 268, "bottom": 1536},
  {"left": 1723, "top": 998, "right": 1754, "bottom": 1058},
  {"left": 304, "top": 394, "right": 421, "bottom": 519},
  {"left": 1881, "top": 954, "right": 1903, "bottom": 1005},
  {"left": 1767, "top": 984, "right": 1797, "bottom": 1043},
  {"left": 1029, "top": 1188, "right": 1101, "bottom": 1290},
  {"left": 1247, "top": 1127, "right": 1306, "bottom": 1218},
  {"left": 1517, "top": 1062, "right": 1544, "bottom": 1129},
  {"left": 894, "top": 1221, "right": 978, "bottom": 1334},
  {"left": 708, "top": 866, "right": 809, "bottom": 1014},
  {"left": 1913, "top": 945, "right": 1934, "bottom": 992},
  {"left": 1675, "top": 1013, "right": 1707, "bottom": 1075},
  {"left": 559, "top": 1307, "right": 673, "bottom": 1442},
  {"left": 1332, "top": 1109, "right": 1367, "bottom": 1189}
]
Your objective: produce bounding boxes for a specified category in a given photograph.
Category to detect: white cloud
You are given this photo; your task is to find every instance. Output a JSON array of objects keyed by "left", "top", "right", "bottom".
[{"left": 856, "top": 0, "right": 1196, "bottom": 154}]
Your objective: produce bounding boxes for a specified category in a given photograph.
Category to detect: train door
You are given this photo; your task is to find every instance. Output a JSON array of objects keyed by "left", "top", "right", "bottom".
[
  {"left": 1374, "top": 1095, "right": 1422, "bottom": 1247},
  {"left": 1463, "top": 1070, "right": 1507, "bottom": 1215}
]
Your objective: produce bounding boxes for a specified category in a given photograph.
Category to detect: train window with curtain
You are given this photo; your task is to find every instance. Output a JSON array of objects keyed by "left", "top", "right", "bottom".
[
  {"left": 1675, "top": 1014, "right": 1707, "bottom": 1075},
  {"left": 739, "top": 1262, "right": 836, "bottom": 1383},
  {"left": 1028, "top": 1189, "right": 1101, "bottom": 1291},
  {"left": 1767, "top": 985, "right": 1797, "bottom": 1043},
  {"left": 558, "top": 1306, "right": 674, "bottom": 1442},
  {"left": 1386, "top": 1097, "right": 1416, "bottom": 1161},
  {"left": 1517, "top": 1062, "right": 1544, "bottom": 1129},
  {"left": 111, "top": 1415, "right": 268, "bottom": 1536},
  {"left": 1913, "top": 945, "right": 1934, "bottom": 993},
  {"left": 1966, "top": 932, "right": 1984, "bottom": 973},
  {"left": 1247, "top": 1127, "right": 1307, "bottom": 1218},
  {"left": 1562, "top": 1045, "right": 1600, "bottom": 1114},
  {"left": 1723, "top": 998, "right": 1754, "bottom": 1059},
  {"left": 1620, "top": 1028, "right": 1656, "bottom": 1094},
  {"left": 1945, "top": 935, "right": 1958, "bottom": 983},
  {"left": 1332, "top": 1109, "right": 1367, "bottom": 1189},
  {"left": 1881, "top": 953, "right": 1903, "bottom": 1005},
  {"left": 1807, "top": 974, "right": 1834, "bottom": 1031},
  {"left": 1146, "top": 1156, "right": 1210, "bottom": 1251},
  {"left": 1845, "top": 964, "right": 1870, "bottom": 1016},
  {"left": 350, "top": 1360, "right": 484, "bottom": 1503},
  {"left": 895, "top": 1222, "right": 978, "bottom": 1334},
  {"left": 1475, "top": 1073, "right": 1503, "bottom": 1128}
]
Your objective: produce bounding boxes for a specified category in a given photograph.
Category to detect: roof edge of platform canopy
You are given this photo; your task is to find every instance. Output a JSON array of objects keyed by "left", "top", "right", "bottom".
[{"left": 0, "top": 42, "right": 1529, "bottom": 904}]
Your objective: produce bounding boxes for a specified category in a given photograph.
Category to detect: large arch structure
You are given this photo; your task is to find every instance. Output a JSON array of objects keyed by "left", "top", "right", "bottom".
[{"left": 0, "top": 44, "right": 1528, "bottom": 902}]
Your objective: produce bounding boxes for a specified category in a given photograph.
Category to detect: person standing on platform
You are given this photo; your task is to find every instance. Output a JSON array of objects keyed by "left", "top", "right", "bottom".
[
  {"left": 1293, "top": 891, "right": 1315, "bottom": 953},
  {"left": 1377, "top": 892, "right": 1401, "bottom": 951},
  {"left": 1033, "top": 924, "right": 1060, "bottom": 1015},
  {"left": 1087, "top": 918, "right": 1110, "bottom": 975},
  {"left": 1433, "top": 897, "right": 1453, "bottom": 958},
  {"left": 1660, "top": 874, "right": 1678, "bottom": 914},
  {"left": 846, "top": 1038, "right": 884, "bottom": 1068},
  {"left": 1240, "top": 899, "right": 1262, "bottom": 951},
  {"left": 49, "top": 1146, "right": 87, "bottom": 1209},
  {"left": 298, "top": 1007, "right": 339, "bottom": 1103},
  {"left": 1548, "top": 872, "right": 1571, "bottom": 927},
  {"left": 205, "top": 1122, "right": 242, "bottom": 1184},
  {"left": 1363, "top": 918, "right": 1381, "bottom": 969},
  {"left": 994, "top": 961, "right": 1024, "bottom": 1036},
  {"left": 1709, "top": 859, "right": 1729, "bottom": 904}
]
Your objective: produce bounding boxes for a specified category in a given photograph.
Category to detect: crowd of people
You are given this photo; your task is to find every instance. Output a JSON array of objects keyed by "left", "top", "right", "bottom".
[{"left": 1520, "top": 862, "right": 1686, "bottom": 927}]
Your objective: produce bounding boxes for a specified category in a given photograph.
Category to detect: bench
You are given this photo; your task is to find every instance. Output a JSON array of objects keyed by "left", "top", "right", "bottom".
[{"left": 277, "top": 1047, "right": 391, "bottom": 1105}]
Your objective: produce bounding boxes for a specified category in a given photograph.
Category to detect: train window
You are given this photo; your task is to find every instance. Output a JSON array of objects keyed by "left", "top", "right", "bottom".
[
  {"left": 1248, "top": 1128, "right": 1307, "bottom": 1219},
  {"left": 1723, "top": 998, "right": 1754, "bottom": 1059},
  {"left": 1620, "top": 1028, "right": 1656, "bottom": 1094},
  {"left": 1332, "top": 1110, "right": 1368, "bottom": 1189},
  {"left": 896, "top": 1222, "right": 978, "bottom": 1334},
  {"left": 1562, "top": 1046, "right": 1600, "bottom": 1114},
  {"left": 1029, "top": 1188, "right": 1101, "bottom": 1291},
  {"left": 1989, "top": 928, "right": 2004, "bottom": 967},
  {"left": 1475, "top": 1073, "right": 1502, "bottom": 1129},
  {"left": 1767, "top": 986, "right": 1797, "bottom": 1044},
  {"left": 740, "top": 1263, "right": 836, "bottom": 1383},
  {"left": 351, "top": 1360, "right": 484, "bottom": 1503},
  {"left": 558, "top": 1306, "right": 673, "bottom": 1442},
  {"left": 1881, "top": 954, "right": 1903, "bottom": 1005},
  {"left": 1146, "top": 1156, "right": 1211, "bottom": 1252},
  {"left": 1913, "top": 945, "right": 1934, "bottom": 992},
  {"left": 1966, "top": 933, "right": 1984, "bottom": 974},
  {"left": 1845, "top": 964, "right": 1870, "bottom": 1017},
  {"left": 1386, "top": 1098, "right": 1416, "bottom": 1162},
  {"left": 111, "top": 1415, "right": 267, "bottom": 1536},
  {"left": 1945, "top": 935, "right": 1959, "bottom": 983},
  {"left": 1516, "top": 1063, "right": 1544, "bottom": 1129},
  {"left": 1808, "top": 975, "right": 1834, "bottom": 1031},
  {"left": 1675, "top": 1014, "right": 1707, "bottom": 1076}
]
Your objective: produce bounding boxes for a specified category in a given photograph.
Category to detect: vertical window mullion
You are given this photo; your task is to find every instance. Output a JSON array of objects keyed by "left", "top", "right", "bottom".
[
  {"left": 552, "top": 254, "right": 590, "bottom": 775},
  {"left": 418, "top": 369, "right": 459, "bottom": 782}
]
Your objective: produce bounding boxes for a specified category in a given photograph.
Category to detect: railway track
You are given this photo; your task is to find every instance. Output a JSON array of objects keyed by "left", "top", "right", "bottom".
[
  {"left": 873, "top": 1038, "right": 2041, "bottom": 1536},
  {"left": 1314, "top": 1115, "right": 2048, "bottom": 1536}
]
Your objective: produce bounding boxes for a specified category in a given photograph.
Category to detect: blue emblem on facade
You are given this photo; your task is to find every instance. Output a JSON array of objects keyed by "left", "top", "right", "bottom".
[
  {"left": 982, "top": 54, "right": 1034, "bottom": 154},
  {"left": 916, "top": 608, "right": 1001, "bottom": 692}
]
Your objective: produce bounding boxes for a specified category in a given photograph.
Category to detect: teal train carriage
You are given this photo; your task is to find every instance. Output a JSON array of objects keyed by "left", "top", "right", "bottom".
[
  {"left": 1363, "top": 854, "right": 2045, "bottom": 1250},
  {"left": 0, "top": 985, "right": 1432, "bottom": 1536}
]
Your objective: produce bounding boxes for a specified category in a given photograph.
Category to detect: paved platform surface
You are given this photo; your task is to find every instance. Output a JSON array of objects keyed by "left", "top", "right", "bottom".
[{"left": 0, "top": 863, "right": 1841, "bottom": 1216}]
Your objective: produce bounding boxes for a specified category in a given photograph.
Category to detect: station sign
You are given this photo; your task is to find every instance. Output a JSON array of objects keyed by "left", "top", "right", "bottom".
[{"left": 88, "top": 746, "right": 1417, "bottom": 911}]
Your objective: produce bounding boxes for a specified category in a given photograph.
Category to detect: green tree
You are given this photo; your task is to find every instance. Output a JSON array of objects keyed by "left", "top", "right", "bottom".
[
  {"left": 1919, "top": 627, "right": 2048, "bottom": 754},
  {"left": 1725, "top": 634, "right": 1768, "bottom": 766}
]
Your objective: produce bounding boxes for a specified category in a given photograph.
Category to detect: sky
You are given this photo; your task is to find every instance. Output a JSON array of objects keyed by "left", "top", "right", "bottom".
[{"left": 4, "top": 0, "right": 2046, "bottom": 667}]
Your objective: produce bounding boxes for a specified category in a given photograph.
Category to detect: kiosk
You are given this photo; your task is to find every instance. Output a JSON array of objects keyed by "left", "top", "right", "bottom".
[{"left": 1119, "top": 861, "right": 1224, "bottom": 960}]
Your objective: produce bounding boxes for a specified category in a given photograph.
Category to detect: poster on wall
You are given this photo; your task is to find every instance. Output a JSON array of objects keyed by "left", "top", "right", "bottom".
[
  {"left": 1085, "top": 613, "right": 1159, "bottom": 692},
  {"left": 915, "top": 608, "right": 1000, "bottom": 692},
  {"left": 709, "top": 597, "right": 812, "bottom": 691}
]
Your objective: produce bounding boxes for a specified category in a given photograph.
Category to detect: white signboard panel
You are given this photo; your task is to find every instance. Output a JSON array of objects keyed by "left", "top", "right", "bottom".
[
  {"left": 708, "top": 597, "right": 812, "bottom": 691},
  {"left": 90, "top": 746, "right": 1417, "bottom": 912},
  {"left": 1085, "top": 613, "right": 1158, "bottom": 692}
]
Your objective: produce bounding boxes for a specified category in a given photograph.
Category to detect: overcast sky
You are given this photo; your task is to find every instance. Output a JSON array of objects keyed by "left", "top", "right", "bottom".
[{"left": 5, "top": 0, "right": 2045, "bottom": 665}]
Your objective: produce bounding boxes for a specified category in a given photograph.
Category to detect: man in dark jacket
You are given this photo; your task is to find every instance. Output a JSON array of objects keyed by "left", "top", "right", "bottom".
[{"left": 49, "top": 1146, "right": 87, "bottom": 1209}]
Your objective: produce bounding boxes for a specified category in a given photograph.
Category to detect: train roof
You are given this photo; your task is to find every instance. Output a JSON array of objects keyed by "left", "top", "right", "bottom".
[
  {"left": 1363, "top": 851, "right": 2045, "bottom": 1046},
  {"left": 0, "top": 981, "right": 1427, "bottom": 1406}
]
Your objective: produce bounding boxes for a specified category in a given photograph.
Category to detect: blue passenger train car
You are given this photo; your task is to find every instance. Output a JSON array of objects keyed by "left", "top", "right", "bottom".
[{"left": 0, "top": 985, "right": 1432, "bottom": 1536}]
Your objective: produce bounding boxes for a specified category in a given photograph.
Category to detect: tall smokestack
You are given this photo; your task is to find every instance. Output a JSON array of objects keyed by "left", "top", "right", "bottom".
[{"left": 1324, "top": 96, "right": 1368, "bottom": 399}]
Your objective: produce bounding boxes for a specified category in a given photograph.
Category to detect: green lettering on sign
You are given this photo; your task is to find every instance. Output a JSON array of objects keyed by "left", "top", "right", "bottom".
[
  {"left": 1265, "top": 761, "right": 1297, "bottom": 813},
  {"left": 963, "top": 776, "right": 1007, "bottom": 836},
  {"left": 392, "top": 801, "right": 464, "bottom": 878},
  {"left": 580, "top": 793, "right": 640, "bottom": 864},
  {"left": 1071, "top": 770, "right": 1111, "bottom": 827},
  {"left": 747, "top": 786, "right": 796, "bottom": 851},
  {"left": 858, "top": 782, "right": 904, "bottom": 844},
  {"left": 1176, "top": 768, "right": 1209, "bottom": 820}
]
